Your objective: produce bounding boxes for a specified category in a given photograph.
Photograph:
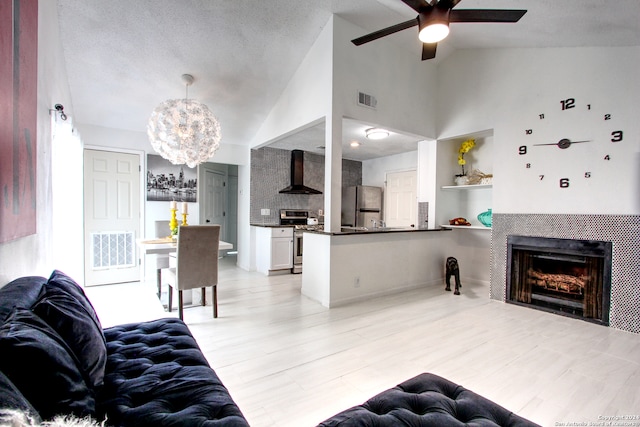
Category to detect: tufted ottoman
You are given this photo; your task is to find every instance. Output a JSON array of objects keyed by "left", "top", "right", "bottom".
[
  {"left": 318, "top": 373, "right": 539, "bottom": 427},
  {"left": 100, "top": 317, "right": 249, "bottom": 427}
]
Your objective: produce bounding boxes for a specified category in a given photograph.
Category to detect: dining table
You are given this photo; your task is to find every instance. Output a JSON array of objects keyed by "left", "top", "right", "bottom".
[
  {"left": 137, "top": 237, "right": 233, "bottom": 254},
  {"left": 136, "top": 237, "right": 233, "bottom": 283}
]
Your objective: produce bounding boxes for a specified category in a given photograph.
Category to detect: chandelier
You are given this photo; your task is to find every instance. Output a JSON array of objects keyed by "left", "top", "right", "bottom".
[{"left": 147, "top": 74, "right": 221, "bottom": 168}]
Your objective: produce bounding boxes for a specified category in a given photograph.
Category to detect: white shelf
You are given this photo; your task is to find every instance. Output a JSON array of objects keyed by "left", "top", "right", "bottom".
[
  {"left": 441, "top": 184, "right": 492, "bottom": 190},
  {"left": 440, "top": 224, "right": 492, "bottom": 230}
]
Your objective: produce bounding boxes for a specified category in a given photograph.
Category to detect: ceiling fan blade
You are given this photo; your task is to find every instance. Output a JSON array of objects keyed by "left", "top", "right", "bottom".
[
  {"left": 401, "top": 0, "right": 432, "bottom": 13},
  {"left": 351, "top": 18, "right": 418, "bottom": 46},
  {"left": 450, "top": 9, "right": 527, "bottom": 23},
  {"left": 421, "top": 42, "right": 437, "bottom": 60}
]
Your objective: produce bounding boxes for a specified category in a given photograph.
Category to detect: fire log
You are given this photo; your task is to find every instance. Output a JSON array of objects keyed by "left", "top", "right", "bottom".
[{"left": 527, "top": 269, "right": 586, "bottom": 294}]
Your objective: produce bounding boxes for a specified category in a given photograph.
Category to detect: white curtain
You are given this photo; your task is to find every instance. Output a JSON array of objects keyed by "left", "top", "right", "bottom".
[{"left": 51, "top": 113, "right": 84, "bottom": 284}]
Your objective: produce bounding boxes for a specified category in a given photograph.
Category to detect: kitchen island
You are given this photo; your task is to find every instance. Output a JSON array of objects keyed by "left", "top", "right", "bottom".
[{"left": 302, "top": 227, "right": 450, "bottom": 307}]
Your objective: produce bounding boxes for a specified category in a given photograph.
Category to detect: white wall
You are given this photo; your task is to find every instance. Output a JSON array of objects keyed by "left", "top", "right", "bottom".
[
  {"left": 333, "top": 16, "right": 438, "bottom": 140},
  {"left": 362, "top": 151, "right": 418, "bottom": 188},
  {"left": 76, "top": 123, "right": 252, "bottom": 273},
  {"left": 436, "top": 47, "right": 640, "bottom": 215},
  {"left": 412, "top": 47, "right": 640, "bottom": 287},
  {"left": 249, "top": 17, "right": 334, "bottom": 148},
  {"left": 78, "top": 123, "right": 249, "bottom": 166},
  {"left": 302, "top": 231, "right": 448, "bottom": 307},
  {"left": 0, "top": 1, "right": 73, "bottom": 284}
]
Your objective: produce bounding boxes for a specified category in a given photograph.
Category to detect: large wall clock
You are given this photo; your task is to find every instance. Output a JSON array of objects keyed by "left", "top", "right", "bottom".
[{"left": 517, "top": 97, "right": 624, "bottom": 189}]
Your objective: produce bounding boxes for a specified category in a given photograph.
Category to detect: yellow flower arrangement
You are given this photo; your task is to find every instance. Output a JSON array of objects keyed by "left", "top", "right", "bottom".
[{"left": 457, "top": 138, "right": 475, "bottom": 175}]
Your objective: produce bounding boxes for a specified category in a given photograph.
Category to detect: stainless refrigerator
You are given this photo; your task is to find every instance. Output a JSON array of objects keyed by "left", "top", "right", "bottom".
[{"left": 341, "top": 185, "right": 382, "bottom": 228}]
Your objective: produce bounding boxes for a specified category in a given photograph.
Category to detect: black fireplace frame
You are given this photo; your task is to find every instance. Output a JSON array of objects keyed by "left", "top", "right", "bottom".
[{"left": 506, "top": 235, "right": 612, "bottom": 326}]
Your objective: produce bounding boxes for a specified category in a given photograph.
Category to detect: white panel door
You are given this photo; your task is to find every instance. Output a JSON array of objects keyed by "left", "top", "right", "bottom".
[
  {"left": 84, "top": 149, "right": 140, "bottom": 286},
  {"left": 204, "top": 169, "right": 226, "bottom": 238},
  {"left": 385, "top": 170, "right": 417, "bottom": 227}
]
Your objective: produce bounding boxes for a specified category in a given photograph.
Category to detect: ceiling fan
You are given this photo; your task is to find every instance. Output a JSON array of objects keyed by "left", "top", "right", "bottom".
[{"left": 351, "top": 0, "right": 527, "bottom": 60}]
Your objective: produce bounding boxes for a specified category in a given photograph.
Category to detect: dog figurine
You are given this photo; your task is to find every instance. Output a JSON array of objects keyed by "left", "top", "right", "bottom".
[{"left": 445, "top": 257, "right": 462, "bottom": 295}]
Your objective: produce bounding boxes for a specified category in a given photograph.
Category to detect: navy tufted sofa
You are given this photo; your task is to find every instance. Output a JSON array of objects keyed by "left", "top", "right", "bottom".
[
  {"left": 318, "top": 373, "right": 539, "bottom": 426},
  {"left": 0, "top": 271, "right": 248, "bottom": 426}
]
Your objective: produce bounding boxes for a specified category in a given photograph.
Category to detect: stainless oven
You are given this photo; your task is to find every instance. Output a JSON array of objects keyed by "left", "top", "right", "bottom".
[
  {"left": 280, "top": 209, "right": 309, "bottom": 274},
  {"left": 292, "top": 229, "right": 303, "bottom": 274}
]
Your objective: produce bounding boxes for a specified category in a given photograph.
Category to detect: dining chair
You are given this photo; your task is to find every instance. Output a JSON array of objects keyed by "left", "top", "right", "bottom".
[
  {"left": 154, "top": 220, "right": 171, "bottom": 300},
  {"left": 162, "top": 225, "right": 220, "bottom": 320}
]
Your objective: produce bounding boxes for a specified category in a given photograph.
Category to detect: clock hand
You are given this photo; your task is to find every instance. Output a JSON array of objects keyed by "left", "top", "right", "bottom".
[{"left": 533, "top": 138, "right": 591, "bottom": 149}]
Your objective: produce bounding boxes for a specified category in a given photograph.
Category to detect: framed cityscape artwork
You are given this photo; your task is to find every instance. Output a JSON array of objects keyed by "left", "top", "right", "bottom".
[{"left": 146, "top": 154, "right": 198, "bottom": 202}]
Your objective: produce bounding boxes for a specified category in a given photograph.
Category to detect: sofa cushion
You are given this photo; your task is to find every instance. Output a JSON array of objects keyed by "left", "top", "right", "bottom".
[
  {"left": 318, "top": 373, "right": 539, "bottom": 427},
  {"left": 100, "top": 318, "right": 249, "bottom": 427},
  {"left": 33, "top": 286, "right": 107, "bottom": 389},
  {"left": 0, "top": 370, "right": 42, "bottom": 423},
  {"left": 0, "top": 309, "right": 95, "bottom": 420},
  {"left": 45, "top": 270, "right": 103, "bottom": 331},
  {"left": 0, "top": 276, "right": 47, "bottom": 323}
]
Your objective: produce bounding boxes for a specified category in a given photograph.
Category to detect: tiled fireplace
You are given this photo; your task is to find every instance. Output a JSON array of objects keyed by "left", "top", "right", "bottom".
[
  {"left": 506, "top": 235, "right": 612, "bottom": 326},
  {"left": 491, "top": 214, "right": 640, "bottom": 334}
]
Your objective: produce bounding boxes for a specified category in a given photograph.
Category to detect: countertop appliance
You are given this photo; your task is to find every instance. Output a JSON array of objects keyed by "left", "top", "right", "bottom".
[{"left": 341, "top": 185, "right": 382, "bottom": 228}]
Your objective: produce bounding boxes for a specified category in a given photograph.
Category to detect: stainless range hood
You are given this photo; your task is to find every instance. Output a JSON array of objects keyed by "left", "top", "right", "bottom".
[{"left": 279, "top": 150, "right": 322, "bottom": 195}]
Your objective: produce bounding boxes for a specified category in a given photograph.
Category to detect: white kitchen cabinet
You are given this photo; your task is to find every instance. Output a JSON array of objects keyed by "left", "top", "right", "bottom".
[{"left": 255, "top": 227, "right": 293, "bottom": 275}]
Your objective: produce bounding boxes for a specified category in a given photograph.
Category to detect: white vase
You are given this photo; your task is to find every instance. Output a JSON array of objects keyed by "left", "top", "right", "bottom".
[{"left": 455, "top": 175, "right": 469, "bottom": 186}]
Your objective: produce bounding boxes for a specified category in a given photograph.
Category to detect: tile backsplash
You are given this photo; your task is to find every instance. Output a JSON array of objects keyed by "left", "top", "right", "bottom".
[{"left": 250, "top": 147, "right": 361, "bottom": 224}]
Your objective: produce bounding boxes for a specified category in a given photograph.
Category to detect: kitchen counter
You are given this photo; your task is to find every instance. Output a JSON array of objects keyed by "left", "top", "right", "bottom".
[
  {"left": 301, "top": 227, "right": 452, "bottom": 308},
  {"left": 250, "top": 223, "right": 295, "bottom": 228},
  {"left": 311, "top": 226, "right": 449, "bottom": 235},
  {"left": 251, "top": 223, "right": 450, "bottom": 234}
]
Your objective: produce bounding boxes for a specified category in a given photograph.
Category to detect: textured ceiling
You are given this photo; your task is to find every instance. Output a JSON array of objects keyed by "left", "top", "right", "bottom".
[{"left": 57, "top": 0, "right": 640, "bottom": 160}]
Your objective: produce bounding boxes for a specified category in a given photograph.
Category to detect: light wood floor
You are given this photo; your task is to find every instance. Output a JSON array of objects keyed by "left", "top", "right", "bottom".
[{"left": 87, "top": 256, "right": 640, "bottom": 427}]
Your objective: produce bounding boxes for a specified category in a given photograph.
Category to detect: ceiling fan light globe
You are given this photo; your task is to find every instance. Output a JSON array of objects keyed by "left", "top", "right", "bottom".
[{"left": 419, "top": 23, "right": 449, "bottom": 43}]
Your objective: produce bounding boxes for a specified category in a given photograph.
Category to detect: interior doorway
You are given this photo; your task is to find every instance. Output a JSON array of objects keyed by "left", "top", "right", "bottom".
[
  {"left": 384, "top": 169, "right": 417, "bottom": 227},
  {"left": 83, "top": 149, "right": 142, "bottom": 286},
  {"left": 203, "top": 169, "right": 226, "bottom": 237},
  {"left": 200, "top": 163, "right": 238, "bottom": 252}
]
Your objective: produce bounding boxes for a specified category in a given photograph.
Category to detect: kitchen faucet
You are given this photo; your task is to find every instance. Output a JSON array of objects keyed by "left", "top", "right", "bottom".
[{"left": 371, "top": 219, "right": 386, "bottom": 228}]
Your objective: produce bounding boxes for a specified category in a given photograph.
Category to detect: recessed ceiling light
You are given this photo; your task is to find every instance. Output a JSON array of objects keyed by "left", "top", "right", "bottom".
[
  {"left": 365, "top": 128, "right": 389, "bottom": 140},
  {"left": 350, "top": 141, "right": 361, "bottom": 147}
]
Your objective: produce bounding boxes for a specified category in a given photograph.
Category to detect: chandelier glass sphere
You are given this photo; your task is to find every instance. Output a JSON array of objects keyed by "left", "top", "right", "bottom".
[{"left": 147, "top": 75, "right": 221, "bottom": 168}]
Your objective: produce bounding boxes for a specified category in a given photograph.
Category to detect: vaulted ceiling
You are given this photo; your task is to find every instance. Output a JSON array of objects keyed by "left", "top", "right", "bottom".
[{"left": 57, "top": 0, "right": 640, "bottom": 160}]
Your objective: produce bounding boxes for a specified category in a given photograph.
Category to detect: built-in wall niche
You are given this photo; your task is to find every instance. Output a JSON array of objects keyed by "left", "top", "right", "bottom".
[
  {"left": 434, "top": 129, "right": 494, "bottom": 228},
  {"left": 506, "top": 235, "right": 612, "bottom": 326}
]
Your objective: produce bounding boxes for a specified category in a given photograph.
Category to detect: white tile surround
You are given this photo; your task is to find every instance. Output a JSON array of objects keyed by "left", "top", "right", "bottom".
[
  {"left": 491, "top": 214, "right": 640, "bottom": 334},
  {"left": 87, "top": 255, "right": 640, "bottom": 427}
]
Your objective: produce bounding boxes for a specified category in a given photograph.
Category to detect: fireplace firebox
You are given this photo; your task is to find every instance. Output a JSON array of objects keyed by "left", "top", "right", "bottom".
[{"left": 506, "top": 235, "right": 612, "bottom": 325}]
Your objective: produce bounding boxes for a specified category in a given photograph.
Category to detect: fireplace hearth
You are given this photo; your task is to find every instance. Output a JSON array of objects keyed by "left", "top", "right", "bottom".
[{"left": 506, "top": 235, "right": 612, "bottom": 326}]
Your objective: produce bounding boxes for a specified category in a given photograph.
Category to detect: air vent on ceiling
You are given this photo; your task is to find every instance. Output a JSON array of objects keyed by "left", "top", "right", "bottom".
[{"left": 357, "top": 91, "right": 377, "bottom": 109}]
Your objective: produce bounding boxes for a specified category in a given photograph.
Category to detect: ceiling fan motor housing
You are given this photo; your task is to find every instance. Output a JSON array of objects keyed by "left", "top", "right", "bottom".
[{"left": 419, "top": 7, "right": 450, "bottom": 43}]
